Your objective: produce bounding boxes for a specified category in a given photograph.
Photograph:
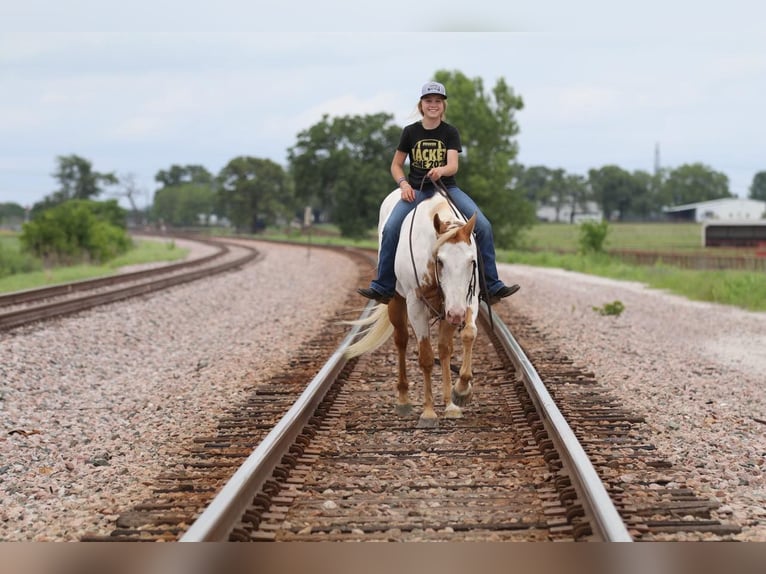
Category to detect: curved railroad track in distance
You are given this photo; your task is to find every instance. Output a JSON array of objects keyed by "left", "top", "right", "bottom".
[{"left": 0, "top": 235, "right": 258, "bottom": 332}]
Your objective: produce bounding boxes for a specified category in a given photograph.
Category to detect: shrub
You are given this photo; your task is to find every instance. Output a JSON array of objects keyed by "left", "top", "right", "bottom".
[
  {"left": 578, "top": 220, "right": 609, "bottom": 254},
  {"left": 592, "top": 300, "right": 625, "bottom": 316},
  {"left": 0, "top": 241, "right": 42, "bottom": 278},
  {"left": 19, "top": 200, "right": 132, "bottom": 265}
]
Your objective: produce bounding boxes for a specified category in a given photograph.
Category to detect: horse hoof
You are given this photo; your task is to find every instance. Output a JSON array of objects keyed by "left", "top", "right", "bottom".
[
  {"left": 444, "top": 403, "right": 463, "bottom": 418},
  {"left": 395, "top": 403, "right": 414, "bottom": 417},
  {"left": 416, "top": 416, "right": 439, "bottom": 429},
  {"left": 451, "top": 387, "right": 473, "bottom": 407}
]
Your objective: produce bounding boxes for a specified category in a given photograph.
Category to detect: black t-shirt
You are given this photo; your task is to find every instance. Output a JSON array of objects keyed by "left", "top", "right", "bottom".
[{"left": 397, "top": 121, "right": 462, "bottom": 190}]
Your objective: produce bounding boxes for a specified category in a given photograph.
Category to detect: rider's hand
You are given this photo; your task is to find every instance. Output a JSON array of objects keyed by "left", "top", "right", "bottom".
[{"left": 400, "top": 182, "right": 414, "bottom": 202}]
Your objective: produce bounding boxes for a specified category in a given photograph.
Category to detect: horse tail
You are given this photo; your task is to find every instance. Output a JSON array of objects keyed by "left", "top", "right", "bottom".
[{"left": 343, "top": 304, "right": 393, "bottom": 359}]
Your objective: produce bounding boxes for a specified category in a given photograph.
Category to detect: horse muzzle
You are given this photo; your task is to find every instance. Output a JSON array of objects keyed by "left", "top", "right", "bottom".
[{"left": 445, "top": 308, "right": 466, "bottom": 326}]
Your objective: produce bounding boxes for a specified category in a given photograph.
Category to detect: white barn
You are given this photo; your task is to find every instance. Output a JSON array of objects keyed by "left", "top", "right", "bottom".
[{"left": 663, "top": 198, "right": 766, "bottom": 222}]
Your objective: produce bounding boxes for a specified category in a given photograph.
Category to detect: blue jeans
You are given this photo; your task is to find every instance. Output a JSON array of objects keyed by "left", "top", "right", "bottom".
[{"left": 370, "top": 186, "right": 506, "bottom": 297}]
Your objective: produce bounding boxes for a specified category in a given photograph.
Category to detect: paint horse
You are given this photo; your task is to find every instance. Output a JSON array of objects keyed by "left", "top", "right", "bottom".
[{"left": 345, "top": 189, "right": 480, "bottom": 427}]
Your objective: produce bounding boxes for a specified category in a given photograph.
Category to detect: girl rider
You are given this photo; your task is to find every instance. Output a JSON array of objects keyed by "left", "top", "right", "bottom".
[{"left": 358, "top": 80, "right": 520, "bottom": 305}]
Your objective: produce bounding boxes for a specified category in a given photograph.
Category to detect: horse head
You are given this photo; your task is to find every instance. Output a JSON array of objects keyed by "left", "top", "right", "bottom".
[{"left": 432, "top": 211, "right": 478, "bottom": 326}]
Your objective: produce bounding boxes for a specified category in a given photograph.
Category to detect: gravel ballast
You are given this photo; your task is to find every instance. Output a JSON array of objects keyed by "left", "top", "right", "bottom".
[
  {"left": 500, "top": 264, "right": 765, "bottom": 542},
  {"left": 1, "top": 243, "right": 763, "bottom": 541},
  {"left": 0, "top": 241, "right": 358, "bottom": 541}
]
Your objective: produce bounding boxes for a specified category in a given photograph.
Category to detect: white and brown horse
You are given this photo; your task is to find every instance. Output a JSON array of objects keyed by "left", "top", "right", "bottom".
[{"left": 346, "top": 189, "right": 480, "bottom": 427}]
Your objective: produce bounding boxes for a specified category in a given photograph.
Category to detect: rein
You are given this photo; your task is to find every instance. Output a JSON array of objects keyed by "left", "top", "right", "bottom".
[{"left": 408, "top": 183, "right": 444, "bottom": 321}]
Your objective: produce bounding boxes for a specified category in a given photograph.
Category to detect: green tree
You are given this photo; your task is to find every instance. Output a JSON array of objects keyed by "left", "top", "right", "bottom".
[
  {"left": 29, "top": 156, "right": 118, "bottom": 218},
  {"left": 152, "top": 184, "right": 217, "bottom": 227},
  {"left": 51, "top": 155, "right": 118, "bottom": 202},
  {"left": 546, "top": 168, "right": 569, "bottom": 222},
  {"left": 516, "top": 166, "right": 592, "bottom": 223},
  {"left": 433, "top": 70, "right": 533, "bottom": 246},
  {"left": 624, "top": 170, "right": 656, "bottom": 220},
  {"left": 218, "top": 156, "right": 294, "bottom": 233},
  {"left": 749, "top": 171, "right": 766, "bottom": 202},
  {"left": 661, "top": 163, "right": 731, "bottom": 206},
  {"left": 516, "top": 165, "right": 555, "bottom": 205},
  {"left": 0, "top": 202, "right": 26, "bottom": 227},
  {"left": 588, "top": 165, "right": 644, "bottom": 221},
  {"left": 155, "top": 164, "right": 213, "bottom": 188},
  {"left": 152, "top": 164, "right": 217, "bottom": 227},
  {"left": 563, "top": 173, "right": 591, "bottom": 223},
  {"left": 288, "top": 113, "right": 400, "bottom": 238},
  {"left": 647, "top": 166, "right": 671, "bottom": 216}
]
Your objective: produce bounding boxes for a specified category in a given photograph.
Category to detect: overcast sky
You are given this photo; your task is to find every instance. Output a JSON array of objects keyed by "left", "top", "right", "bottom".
[{"left": 2, "top": 1, "right": 764, "bottom": 208}]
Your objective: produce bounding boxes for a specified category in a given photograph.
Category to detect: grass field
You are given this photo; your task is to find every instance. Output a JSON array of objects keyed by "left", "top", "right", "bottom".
[
  {"left": 503, "top": 222, "right": 766, "bottom": 312},
  {"left": 518, "top": 222, "right": 705, "bottom": 252},
  {"left": 310, "top": 221, "right": 713, "bottom": 253}
]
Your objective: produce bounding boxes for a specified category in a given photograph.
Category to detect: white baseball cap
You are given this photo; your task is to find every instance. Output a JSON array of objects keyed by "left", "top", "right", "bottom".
[{"left": 421, "top": 81, "right": 447, "bottom": 99}]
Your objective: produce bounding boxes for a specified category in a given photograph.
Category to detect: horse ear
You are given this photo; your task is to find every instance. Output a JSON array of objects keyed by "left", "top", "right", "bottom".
[
  {"left": 433, "top": 213, "right": 446, "bottom": 234},
  {"left": 464, "top": 212, "right": 478, "bottom": 236}
]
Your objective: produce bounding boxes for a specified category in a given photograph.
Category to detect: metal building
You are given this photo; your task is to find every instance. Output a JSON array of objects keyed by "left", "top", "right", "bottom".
[{"left": 663, "top": 198, "right": 766, "bottom": 222}]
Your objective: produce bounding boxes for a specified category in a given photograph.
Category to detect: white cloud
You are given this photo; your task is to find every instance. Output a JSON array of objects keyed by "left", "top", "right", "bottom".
[
  {"left": 1, "top": 18, "right": 765, "bottom": 206},
  {"left": 550, "top": 85, "right": 622, "bottom": 123},
  {"left": 3, "top": 1, "right": 766, "bottom": 34},
  {"left": 111, "top": 116, "right": 165, "bottom": 140}
]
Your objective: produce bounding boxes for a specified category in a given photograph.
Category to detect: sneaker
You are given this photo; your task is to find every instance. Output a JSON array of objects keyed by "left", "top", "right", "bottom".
[
  {"left": 357, "top": 287, "right": 392, "bottom": 304},
  {"left": 487, "top": 284, "right": 520, "bottom": 305}
]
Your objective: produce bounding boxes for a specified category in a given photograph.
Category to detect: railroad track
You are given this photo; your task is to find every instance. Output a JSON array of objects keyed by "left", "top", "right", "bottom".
[
  {"left": 77, "top": 242, "right": 740, "bottom": 543},
  {"left": 0, "top": 235, "right": 259, "bottom": 331}
]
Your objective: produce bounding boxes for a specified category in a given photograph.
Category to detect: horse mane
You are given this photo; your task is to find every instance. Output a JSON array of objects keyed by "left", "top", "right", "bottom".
[{"left": 434, "top": 223, "right": 466, "bottom": 250}]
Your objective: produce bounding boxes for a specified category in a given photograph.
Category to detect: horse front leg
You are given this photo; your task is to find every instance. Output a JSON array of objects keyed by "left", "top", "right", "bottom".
[
  {"left": 451, "top": 311, "right": 476, "bottom": 407},
  {"left": 438, "top": 321, "right": 463, "bottom": 419},
  {"left": 389, "top": 297, "right": 412, "bottom": 416},
  {"left": 416, "top": 337, "right": 438, "bottom": 428}
]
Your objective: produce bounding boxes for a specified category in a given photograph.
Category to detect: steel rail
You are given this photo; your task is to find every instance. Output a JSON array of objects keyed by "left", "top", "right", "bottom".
[
  {"left": 181, "top": 296, "right": 632, "bottom": 542},
  {"left": 0, "top": 235, "right": 226, "bottom": 308},
  {"left": 480, "top": 302, "right": 633, "bottom": 542},
  {"left": 180, "top": 302, "right": 377, "bottom": 542},
  {"left": 0, "top": 241, "right": 259, "bottom": 331}
]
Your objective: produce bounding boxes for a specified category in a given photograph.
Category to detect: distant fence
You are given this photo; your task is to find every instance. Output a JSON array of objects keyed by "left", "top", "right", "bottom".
[{"left": 609, "top": 249, "right": 766, "bottom": 272}]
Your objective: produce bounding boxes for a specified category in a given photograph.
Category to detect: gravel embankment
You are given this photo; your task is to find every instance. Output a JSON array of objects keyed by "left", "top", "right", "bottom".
[
  {"left": 1, "top": 243, "right": 763, "bottom": 541},
  {"left": 0, "top": 241, "right": 359, "bottom": 541},
  {"left": 500, "top": 264, "right": 766, "bottom": 542}
]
